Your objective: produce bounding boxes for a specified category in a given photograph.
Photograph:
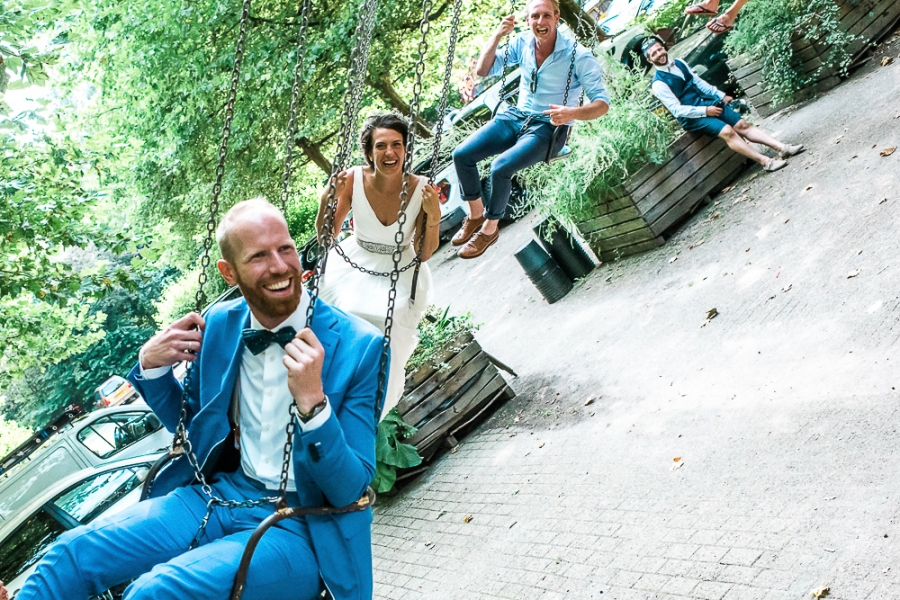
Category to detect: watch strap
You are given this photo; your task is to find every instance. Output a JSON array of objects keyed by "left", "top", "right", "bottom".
[{"left": 298, "top": 396, "right": 328, "bottom": 422}]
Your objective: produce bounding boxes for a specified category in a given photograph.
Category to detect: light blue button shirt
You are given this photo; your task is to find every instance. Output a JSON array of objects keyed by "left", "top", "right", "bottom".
[{"left": 488, "top": 28, "right": 610, "bottom": 118}]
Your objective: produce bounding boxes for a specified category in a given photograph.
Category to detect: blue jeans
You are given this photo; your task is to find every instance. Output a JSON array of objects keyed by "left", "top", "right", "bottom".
[
  {"left": 17, "top": 469, "right": 321, "bottom": 600},
  {"left": 453, "top": 107, "right": 568, "bottom": 220}
]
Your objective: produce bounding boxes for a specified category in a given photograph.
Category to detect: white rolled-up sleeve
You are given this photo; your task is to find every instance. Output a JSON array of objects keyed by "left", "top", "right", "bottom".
[
  {"left": 574, "top": 49, "right": 610, "bottom": 106},
  {"left": 651, "top": 80, "right": 709, "bottom": 120}
]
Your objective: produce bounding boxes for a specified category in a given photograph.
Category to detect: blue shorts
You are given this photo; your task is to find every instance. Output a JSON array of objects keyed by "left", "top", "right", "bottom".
[{"left": 680, "top": 104, "right": 742, "bottom": 137}]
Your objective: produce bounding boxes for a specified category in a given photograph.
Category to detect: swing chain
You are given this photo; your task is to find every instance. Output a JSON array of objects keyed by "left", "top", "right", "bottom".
[
  {"left": 560, "top": 0, "right": 587, "bottom": 109},
  {"left": 279, "top": 0, "right": 313, "bottom": 213},
  {"left": 427, "top": 0, "right": 464, "bottom": 182},
  {"left": 332, "top": 0, "right": 450, "bottom": 281},
  {"left": 287, "top": 0, "right": 380, "bottom": 506},
  {"left": 497, "top": 0, "right": 517, "bottom": 104},
  {"left": 193, "top": 0, "right": 252, "bottom": 315},
  {"left": 331, "top": 243, "right": 420, "bottom": 278},
  {"left": 276, "top": 404, "right": 298, "bottom": 508},
  {"left": 376, "top": 0, "right": 432, "bottom": 410},
  {"left": 306, "top": 0, "right": 380, "bottom": 331},
  {"left": 190, "top": 495, "right": 280, "bottom": 550},
  {"left": 174, "top": 0, "right": 252, "bottom": 463}
]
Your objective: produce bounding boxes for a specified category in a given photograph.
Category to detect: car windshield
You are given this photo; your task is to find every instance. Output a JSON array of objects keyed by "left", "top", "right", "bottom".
[
  {"left": 76, "top": 412, "right": 163, "bottom": 459},
  {"left": 0, "top": 465, "right": 147, "bottom": 584},
  {"left": 100, "top": 379, "right": 123, "bottom": 396}
]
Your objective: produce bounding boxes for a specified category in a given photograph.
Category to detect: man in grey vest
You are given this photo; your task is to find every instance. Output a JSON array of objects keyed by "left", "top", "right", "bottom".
[{"left": 644, "top": 38, "right": 803, "bottom": 173}]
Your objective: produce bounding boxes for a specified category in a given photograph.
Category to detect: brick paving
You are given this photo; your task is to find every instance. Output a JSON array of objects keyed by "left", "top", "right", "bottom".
[{"left": 371, "top": 46, "right": 900, "bottom": 599}]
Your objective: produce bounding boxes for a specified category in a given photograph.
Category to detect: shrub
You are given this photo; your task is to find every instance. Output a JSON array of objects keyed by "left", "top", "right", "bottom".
[
  {"left": 724, "top": 0, "right": 856, "bottom": 105},
  {"left": 373, "top": 408, "right": 422, "bottom": 493},
  {"left": 405, "top": 306, "right": 480, "bottom": 374},
  {"left": 638, "top": 0, "right": 695, "bottom": 36}
]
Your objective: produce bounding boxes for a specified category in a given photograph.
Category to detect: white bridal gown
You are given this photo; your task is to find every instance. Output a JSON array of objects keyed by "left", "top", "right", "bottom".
[{"left": 318, "top": 166, "right": 433, "bottom": 417}]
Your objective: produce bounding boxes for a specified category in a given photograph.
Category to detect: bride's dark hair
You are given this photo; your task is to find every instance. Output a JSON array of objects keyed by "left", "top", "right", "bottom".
[{"left": 359, "top": 111, "right": 410, "bottom": 167}]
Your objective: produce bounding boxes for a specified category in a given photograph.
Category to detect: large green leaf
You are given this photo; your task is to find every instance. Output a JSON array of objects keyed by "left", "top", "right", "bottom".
[{"left": 371, "top": 461, "right": 397, "bottom": 494}]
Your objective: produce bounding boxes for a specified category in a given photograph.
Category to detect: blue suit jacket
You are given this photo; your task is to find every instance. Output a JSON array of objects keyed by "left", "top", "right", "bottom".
[{"left": 127, "top": 297, "right": 385, "bottom": 600}]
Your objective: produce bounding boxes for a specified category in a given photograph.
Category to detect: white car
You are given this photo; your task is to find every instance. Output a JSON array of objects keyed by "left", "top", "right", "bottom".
[
  {"left": 0, "top": 454, "right": 162, "bottom": 598},
  {"left": 0, "top": 405, "right": 170, "bottom": 526}
]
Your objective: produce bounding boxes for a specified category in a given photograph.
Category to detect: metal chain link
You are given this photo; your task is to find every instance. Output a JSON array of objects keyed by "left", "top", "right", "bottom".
[
  {"left": 427, "top": 0, "right": 464, "bottom": 182},
  {"left": 560, "top": 0, "right": 587, "bottom": 109},
  {"left": 190, "top": 496, "right": 280, "bottom": 550},
  {"left": 162, "top": 0, "right": 295, "bottom": 548},
  {"left": 314, "top": 0, "right": 401, "bottom": 279},
  {"left": 281, "top": 0, "right": 380, "bottom": 506},
  {"left": 305, "top": 0, "right": 380, "bottom": 333},
  {"left": 278, "top": 0, "right": 313, "bottom": 213},
  {"left": 497, "top": 0, "right": 517, "bottom": 104},
  {"left": 275, "top": 404, "right": 298, "bottom": 508},
  {"left": 331, "top": 242, "right": 420, "bottom": 277},
  {"left": 374, "top": 0, "right": 433, "bottom": 411},
  {"left": 328, "top": 0, "right": 462, "bottom": 296},
  {"left": 173, "top": 0, "right": 252, "bottom": 502}
]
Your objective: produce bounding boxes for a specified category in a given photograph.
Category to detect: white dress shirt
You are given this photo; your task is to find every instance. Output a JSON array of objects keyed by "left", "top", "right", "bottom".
[
  {"left": 140, "top": 289, "right": 331, "bottom": 491},
  {"left": 651, "top": 60, "right": 726, "bottom": 120}
]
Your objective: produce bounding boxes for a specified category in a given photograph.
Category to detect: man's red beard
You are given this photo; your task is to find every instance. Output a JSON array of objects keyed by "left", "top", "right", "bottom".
[{"left": 234, "top": 270, "right": 302, "bottom": 323}]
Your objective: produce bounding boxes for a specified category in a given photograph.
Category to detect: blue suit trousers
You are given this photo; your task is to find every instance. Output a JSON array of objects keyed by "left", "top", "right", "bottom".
[{"left": 16, "top": 469, "right": 322, "bottom": 600}]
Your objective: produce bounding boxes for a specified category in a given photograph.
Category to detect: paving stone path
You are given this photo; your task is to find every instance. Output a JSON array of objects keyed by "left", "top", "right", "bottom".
[{"left": 371, "top": 44, "right": 900, "bottom": 600}]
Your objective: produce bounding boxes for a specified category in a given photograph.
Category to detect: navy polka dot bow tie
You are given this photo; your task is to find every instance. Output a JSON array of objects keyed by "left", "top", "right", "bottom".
[{"left": 241, "top": 326, "right": 297, "bottom": 355}]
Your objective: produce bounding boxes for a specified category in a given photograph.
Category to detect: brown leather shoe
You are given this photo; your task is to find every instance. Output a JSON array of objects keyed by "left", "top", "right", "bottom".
[
  {"left": 458, "top": 229, "right": 499, "bottom": 259},
  {"left": 451, "top": 215, "right": 486, "bottom": 246}
]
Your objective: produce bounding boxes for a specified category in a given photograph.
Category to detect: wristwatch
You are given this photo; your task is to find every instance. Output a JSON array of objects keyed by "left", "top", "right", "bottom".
[{"left": 298, "top": 396, "right": 328, "bottom": 422}]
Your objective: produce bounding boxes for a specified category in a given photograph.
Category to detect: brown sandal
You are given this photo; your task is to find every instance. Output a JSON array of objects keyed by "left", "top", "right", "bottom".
[
  {"left": 706, "top": 16, "right": 733, "bottom": 34},
  {"left": 685, "top": 3, "right": 718, "bottom": 15}
]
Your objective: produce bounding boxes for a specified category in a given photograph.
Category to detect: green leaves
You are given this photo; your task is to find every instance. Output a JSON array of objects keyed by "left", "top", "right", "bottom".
[
  {"left": 406, "top": 305, "right": 479, "bottom": 374},
  {"left": 723, "top": 0, "right": 855, "bottom": 105},
  {"left": 372, "top": 408, "right": 422, "bottom": 493}
]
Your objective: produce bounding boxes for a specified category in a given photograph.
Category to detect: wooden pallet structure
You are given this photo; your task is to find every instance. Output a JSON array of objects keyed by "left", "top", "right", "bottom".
[
  {"left": 574, "top": 131, "right": 747, "bottom": 263},
  {"left": 397, "top": 331, "right": 516, "bottom": 462},
  {"left": 729, "top": 0, "right": 900, "bottom": 117}
]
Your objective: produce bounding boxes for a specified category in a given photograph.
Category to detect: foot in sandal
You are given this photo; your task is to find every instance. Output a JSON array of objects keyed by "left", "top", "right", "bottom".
[
  {"left": 685, "top": 0, "right": 719, "bottom": 15},
  {"left": 763, "top": 158, "right": 788, "bottom": 172},
  {"left": 706, "top": 16, "right": 734, "bottom": 34}
]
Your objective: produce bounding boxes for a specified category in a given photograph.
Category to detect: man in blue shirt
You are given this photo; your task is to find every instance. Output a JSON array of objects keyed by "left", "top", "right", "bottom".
[{"left": 451, "top": 0, "right": 610, "bottom": 259}]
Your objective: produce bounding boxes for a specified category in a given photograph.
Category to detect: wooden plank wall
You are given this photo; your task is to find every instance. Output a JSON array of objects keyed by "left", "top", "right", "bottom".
[
  {"left": 575, "top": 132, "right": 747, "bottom": 263},
  {"left": 398, "top": 332, "right": 515, "bottom": 461},
  {"left": 728, "top": 0, "right": 900, "bottom": 117}
]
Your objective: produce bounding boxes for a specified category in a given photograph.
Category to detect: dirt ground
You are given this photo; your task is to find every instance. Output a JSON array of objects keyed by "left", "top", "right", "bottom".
[{"left": 372, "top": 29, "right": 900, "bottom": 600}]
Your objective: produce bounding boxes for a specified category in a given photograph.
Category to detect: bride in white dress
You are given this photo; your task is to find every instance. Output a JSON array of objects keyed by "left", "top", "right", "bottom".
[{"left": 316, "top": 112, "right": 440, "bottom": 417}]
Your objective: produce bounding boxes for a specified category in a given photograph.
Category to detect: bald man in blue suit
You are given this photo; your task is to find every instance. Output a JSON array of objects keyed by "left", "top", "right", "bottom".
[{"left": 18, "top": 198, "right": 385, "bottom": 600}]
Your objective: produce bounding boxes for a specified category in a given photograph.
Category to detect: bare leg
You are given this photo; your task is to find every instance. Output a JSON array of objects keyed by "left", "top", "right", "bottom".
[
  {"left": 719, "top": 125, "right": 769, "bottom": 166},
  {"left": 468, "top": 198, "right": 486, "bottom": 220},
  {"left": 688, "top": 0, "right": 721, "bottom": 11},
  {"left": 480, "top": 218, "right": 500, "bottom": 236},
  {"left": 733, "top": 121, "right": 786, "bottom": 154},
  {"left": 718, "top": 0, "right": 749, "bottom": 26}
]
